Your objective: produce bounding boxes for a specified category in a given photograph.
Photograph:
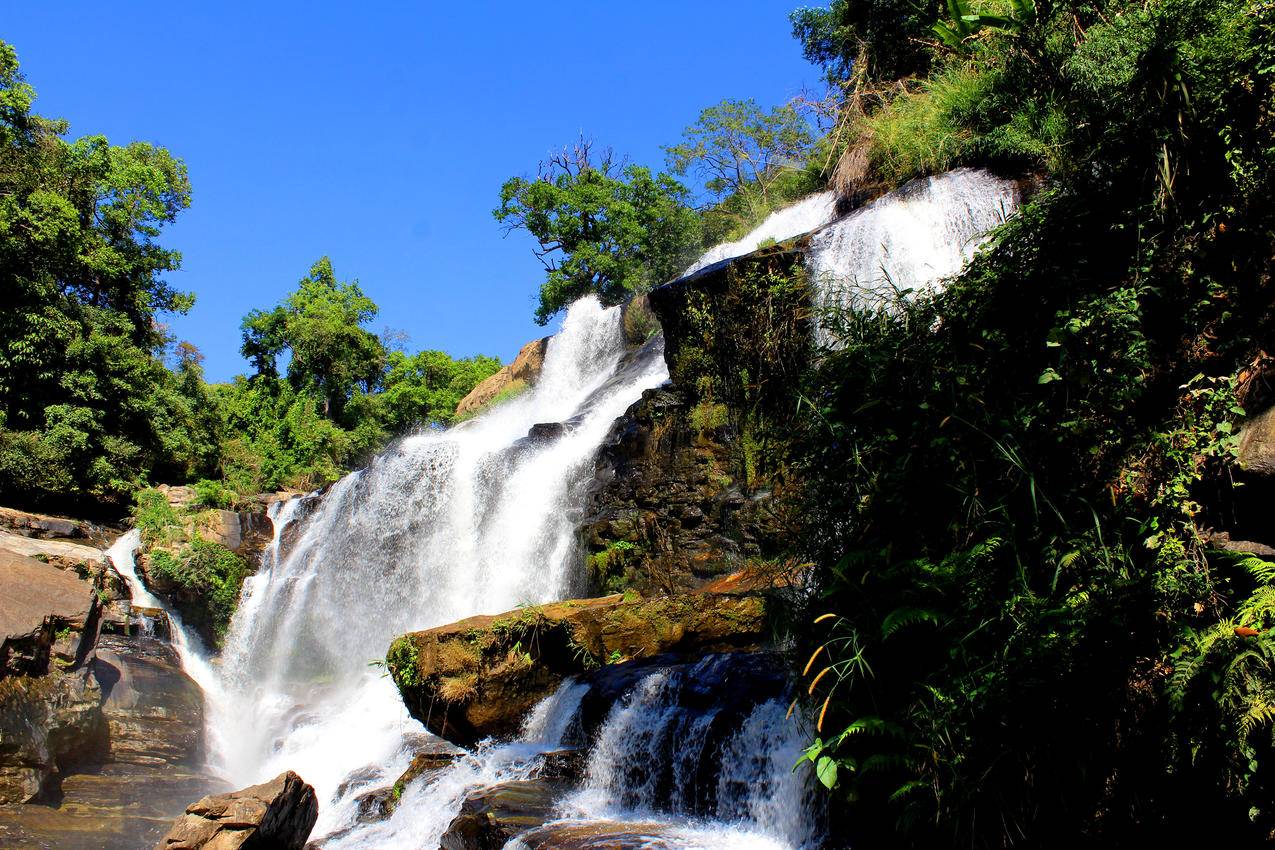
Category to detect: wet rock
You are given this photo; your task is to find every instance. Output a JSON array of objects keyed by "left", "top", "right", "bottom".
[
  {"left": 155, "top": 770, "right": 318, "bottom": 850},
  {"left": 456, "top": 336, "right": 550, "bottom": 418},
  {"left": 0, "top": 669, "right": 106, "bottom": 803},
  {"left": 512, "top": 820, "right": 681, "bottom": 849},
  {"left": 92, "top": 633, "right": 204, "bottom": 767},
  {"left": 388, "top": 592, "right": 768, "bottom": 746},
  {"left": 439, "top": 779, "right": 562, "bottom": 850},
  {"left": 527, "top": 422, "right": 567, "bottom": 443}
]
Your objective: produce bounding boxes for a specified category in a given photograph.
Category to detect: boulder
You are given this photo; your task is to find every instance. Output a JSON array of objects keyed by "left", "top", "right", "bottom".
[
  {"left": 0, "top": 549, "right": 100, "bottom": 676},
  {"left": 1238, "top": 404, "right": 1275, "bottom": 476},
  {"left": 387, "top": 591, "right": 768, "bottom": 746},
  {"left": 154, "top": 771, "right": 318, "bottom": 850},
  {"left": 0, "top": 529, "right": 106, "bottom": 570},
  {"left": 455, "top": 336, "right": 549, "bottom": 419},
  {"left": 512, "top": 820, "right": 680, "bottom": 849},
  {"left": 439, "top": 779, "right": 562, "bottom": 850},
  {"left": 0, "top": 669, "right": 106, "bottom": 803},
  {"left": 0, "top": 506, "right": 93, "bottom": 541}
]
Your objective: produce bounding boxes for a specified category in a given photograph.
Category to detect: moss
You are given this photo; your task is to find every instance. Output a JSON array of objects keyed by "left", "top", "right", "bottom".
[
  {"left": 386, "top": 636, "right": 423, "bottom": 690},
  {"left": 437, "top": 671, "right": 479, "bottom": 702}
]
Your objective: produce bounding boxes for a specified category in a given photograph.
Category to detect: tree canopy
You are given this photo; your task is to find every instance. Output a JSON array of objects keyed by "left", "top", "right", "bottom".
[
  {"left": 0, "top": 41, "right": 213, "bottom": 509},
  {"left": 494, "top": 139, "right": 700, "bottom": 324}
]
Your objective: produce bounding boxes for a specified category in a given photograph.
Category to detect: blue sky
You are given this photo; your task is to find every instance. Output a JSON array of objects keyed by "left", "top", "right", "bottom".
[{"left": 4, "top": 1, "right": 820, "bottom": 382}]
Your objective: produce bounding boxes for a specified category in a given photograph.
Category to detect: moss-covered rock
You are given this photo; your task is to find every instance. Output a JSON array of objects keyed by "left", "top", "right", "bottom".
[{"left": 386, "top": 590, "right": 769, "bottom": 746}]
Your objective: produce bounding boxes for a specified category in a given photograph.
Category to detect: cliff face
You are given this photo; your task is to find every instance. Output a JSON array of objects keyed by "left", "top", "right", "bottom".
[{"left": 579, "top": 248, "right": 813, "bottom": 595}]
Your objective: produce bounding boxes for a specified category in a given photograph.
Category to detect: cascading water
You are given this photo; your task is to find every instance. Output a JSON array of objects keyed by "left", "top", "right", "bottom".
[
  {"left": 210, "top": 296, "right": 670, "bottom": 839},
  {"left": 683, "top": 191, "right": 839, "bottom": 276},
  {"left": 106, "top": 529, "right": 227, "bottom": 756},
  {"left": 806, "top": 168, "right": 1020, "bottom": 342},
  {"left": 559, "top": 656, "right": 820, "bottom": 850}
]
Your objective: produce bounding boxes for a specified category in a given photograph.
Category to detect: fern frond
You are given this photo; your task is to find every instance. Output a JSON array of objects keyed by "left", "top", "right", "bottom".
[{"left": 881, "top": 607, "right": 942, "bottom": 639}]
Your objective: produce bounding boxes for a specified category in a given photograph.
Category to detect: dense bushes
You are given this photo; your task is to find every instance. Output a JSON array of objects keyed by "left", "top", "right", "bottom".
[{"left": 790, "top": 0, "right": 1275, "bottom": 842}]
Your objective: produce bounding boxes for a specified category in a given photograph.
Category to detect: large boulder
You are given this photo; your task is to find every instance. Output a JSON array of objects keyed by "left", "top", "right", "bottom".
[
  {"left": 386, "top": 590, "right": 768, "bottom": 746},
  {"left": 455, "top": 336, "right": 549, "bottom": 419},
  {"left": 1238, "top": 404, "right": 1275, "bottom": 476},
  {"left": 154, "top": 771, "right": 318, "bottom": 850},
  {"left": 0, "top": 549, "right": 100, "bottom": 677}
]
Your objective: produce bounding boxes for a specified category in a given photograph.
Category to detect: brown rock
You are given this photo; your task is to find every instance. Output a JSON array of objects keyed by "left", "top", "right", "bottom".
[
  {"left": 455, "top": 337, "right": 549, "bottom": 418},
  {"left": 439, "top": 779, "right": 562, "bottom": 850},
  {"left": 387, "top": 592, "right": 768, "bottom": 746},
  {"left": 513, "top": 820, "right": 680, "bottom": 849},
  {"left": 1239, "top": 404, "right": 1275, "bottom": 476},
  {"left": 155, "top": 771, "right": 318, "bottom": 850},
  {"left": 0, "top": 549, "right": 100, "bottom": 676}
]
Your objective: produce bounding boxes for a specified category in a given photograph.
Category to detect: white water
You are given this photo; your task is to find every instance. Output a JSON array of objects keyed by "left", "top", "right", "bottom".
[
  {"left": 559, "top": 660, "right": 819, "bottom": 850},
  {"left": 209, "top": 297, "right": 671, "bottom": 840},
  {"left": 807, "top": 168, "right": 1020, "bottom": 340},
  {"left": 105, "top": 530, "right": 229, "bottom": 760},
  {"left": 683, "top": 191, "right": 839, "bottom": 276}
]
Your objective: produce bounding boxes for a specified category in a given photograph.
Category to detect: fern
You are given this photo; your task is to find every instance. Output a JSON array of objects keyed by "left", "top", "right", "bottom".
[{"left": 882, "top": 607, "right": 942, "bottom": 639}]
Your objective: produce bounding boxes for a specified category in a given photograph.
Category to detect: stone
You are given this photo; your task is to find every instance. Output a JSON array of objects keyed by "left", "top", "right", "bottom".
[
  {"left": 455, "top": 336, "right": 550, "bottom": 418},
  {"left": 388, "top": 591, "right": 768, "bottom": 746},
  {"left": 154, "top": 770, "right": 318, "bottom": 850},
  {"left": 0, "top": 669, "right": 106, "bottom": 804},
  {"left": 0, "top": 529, "right": 107, "bottom": 569},
  {"left": 0, "top": 549, "right": 100, "bottom": 677},
  {"left": 0, "top": 506, "right": 92, "bottom": 541},
  {"left": 1239, "top": 404, "right": 1275, "bottom": 476},
  {"left": 512, "top": 820, "right": 681, "bottom": 849},
  {"left": 439, "top": 779, "right": 562, "bottom": 850},
  {"left": 92, "top": 633, "right": 204, "bottom": 767}
]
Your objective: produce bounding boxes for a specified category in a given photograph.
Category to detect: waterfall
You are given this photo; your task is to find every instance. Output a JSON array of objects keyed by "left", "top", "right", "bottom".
[
  {"left": 683, "top": 191, "right": 839, "bottom": 276},
  {"left": 105, "top": 530, "right": 228, "bottom": 759},
  {"left": 561, "top": 657, "right": 820, "bottom": 850},
  {"left": 806, "top": 168, "right": 1020, "bottom": 341},
  {"left": 210, "top": 296, "right": 670, "bottom": 838}
]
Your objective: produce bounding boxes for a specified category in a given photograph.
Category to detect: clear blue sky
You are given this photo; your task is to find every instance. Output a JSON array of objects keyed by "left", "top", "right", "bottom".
[{"left": 4, "top": 1, "right": 820, "bottom": 382}]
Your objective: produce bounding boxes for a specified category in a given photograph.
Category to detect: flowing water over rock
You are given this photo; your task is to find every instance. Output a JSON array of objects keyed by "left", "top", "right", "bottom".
[
  {"left": 211, "top": 297, "right": 674, "bottom": 841},
  {"left": 806, "top": 169, "right": 1021, "bottom": 342},
  {"left": 683, "top": 191, "right": 839, "bottom": 276}
]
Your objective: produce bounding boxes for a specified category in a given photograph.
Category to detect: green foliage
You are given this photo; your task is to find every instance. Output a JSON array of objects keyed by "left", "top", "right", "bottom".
[
  {"left": 380, "top": 349, "right": 501, "bottom": 431},
  {"left": 790, "top": 0, "right": 940, "bottom": 84},
  {"left": 791, "top": 0, "right": 1275, "bottom": 838},
  {"left": 132, "top": 487, "right": 182, "bottom": 547},
  {"left": 494, "top": 139, "right": 701, "bottom": 324},
  {"left": 192, "top": 478, "right": 237, "bottom": 509},
  {"left": 147, "top": 538, "right": 247, "bottom": 646},
  {"left": 241, "top": 257, "right": 384, "bottom": 422},
  {"left": 665, "top": 98, "right": 815, "bottom": 214},
  {"left": 386, "top": 637, "right": 423, "bottom": 690},
  {"left": 0, "top": 41, "right": 214, "bottom": 510}
]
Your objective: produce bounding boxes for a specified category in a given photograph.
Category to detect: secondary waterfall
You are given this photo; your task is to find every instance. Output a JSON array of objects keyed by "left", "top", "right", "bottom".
[
  {"left": 210, "top": 296, "right": 670, "bottom": 838},
  {"left": 807, "top": 169, "right": 1020, "bottom": 341},
  {"left": 683, "top": 191, "right": 839, "bottom": 276}
]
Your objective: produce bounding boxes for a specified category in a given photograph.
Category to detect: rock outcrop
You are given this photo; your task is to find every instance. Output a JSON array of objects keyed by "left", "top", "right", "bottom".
[
  {"left": 440, "top": 779, "right": 563, "bottom": 850},
  {"left": 387, "top": 589, "right": 768, "bottom": 746},
  {"left": 154, "top": 771, "right": 318, "bottom": 850},
  {"left": 580, "top": 249, "right": 812, "bottom": 595},
  {"left": 455, "top": 336, "right": 549, "bottom": 419}
]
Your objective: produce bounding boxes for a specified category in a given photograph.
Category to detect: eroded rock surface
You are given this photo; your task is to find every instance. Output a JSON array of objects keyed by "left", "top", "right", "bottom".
[
  {"left": 455, "top": 336, "right": 550, "bottom": 418},
  {"left": 155, "top": 770, "right": 318, "bottom": 850}
]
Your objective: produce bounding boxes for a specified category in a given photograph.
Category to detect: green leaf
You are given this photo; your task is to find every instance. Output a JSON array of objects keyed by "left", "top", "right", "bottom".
[
  {"left": 815, "top": 756, "right": 839, "bottom": 789},
  {"left": 1038, "top": 368, "right": 1062, "bottom": 384}
]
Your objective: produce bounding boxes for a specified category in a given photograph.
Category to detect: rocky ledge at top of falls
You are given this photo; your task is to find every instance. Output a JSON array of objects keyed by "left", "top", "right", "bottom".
[{"left": 386, "top": 574, "right": 779, "bottom": 747}]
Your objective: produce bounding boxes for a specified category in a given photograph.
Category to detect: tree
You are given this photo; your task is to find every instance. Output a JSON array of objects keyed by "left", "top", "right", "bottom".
[
  {"left": 494, "top": 139, "right": 700, "bottom": 324},
  {"left": 664, "top": 98, "right": 814, "bottom": 218},
  {"left": 241, "top": 257, "right": 385, "bottom": 421},
  {"left": 380, "top": 350, "right": 501, "bottom": 431},
  {"left": 0, "top": 40, "right": 201, "bottom": 508},
  {"left": 790, "top": 0, "right": 940, "bottom": 86}
]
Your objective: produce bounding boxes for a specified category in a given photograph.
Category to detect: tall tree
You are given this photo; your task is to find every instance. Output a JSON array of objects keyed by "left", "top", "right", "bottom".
[
  {"left": 241, "top": 257, "right": 385, "bottom": 421},
  {"left": 494, "top": 139, "right": 700, "bottom": 324},
  {"left": 0, "top": 40, "right": 204, "bottom": 507},
  {"left": 790, "top": 0, "right": 940, "bottom": 86},
  {"left": 665, "top": 98, "right": 815, "bottom": 213}
]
